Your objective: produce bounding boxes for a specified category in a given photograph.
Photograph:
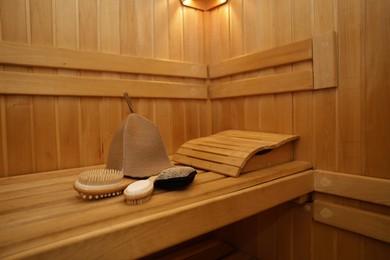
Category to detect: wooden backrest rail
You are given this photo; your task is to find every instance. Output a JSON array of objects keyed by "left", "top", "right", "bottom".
[
  {"left": 0, "top": 32, "right": 336, "bottom": 99},
  {"left": 209, "top": 31, "right": 337, "bottom": 99},
  {"left": 313, "top": 170, "right": 390, "bottom": 243},
  {"left": 0, "top": 41, "right": 208, "bottom": 79},
  {"left": 0, "top": 71, "right": 208, "bottom": 99}
]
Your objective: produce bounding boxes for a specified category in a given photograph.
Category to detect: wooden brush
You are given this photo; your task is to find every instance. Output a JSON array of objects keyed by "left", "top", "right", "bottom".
[
  {"left": 73, "top": 169, "right": 133, "bottom": 200},
  {"left": 124, "top": 166, "right": 197, "bottom": 205}
]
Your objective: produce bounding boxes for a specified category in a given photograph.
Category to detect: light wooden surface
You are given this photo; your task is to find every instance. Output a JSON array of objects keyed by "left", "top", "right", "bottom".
[
  {"left": 0, "top": 0, "right": 208, "bottom": 177},
  {"left": 208, "top": 39, "right": 312, "bottom": 79},
  {"left": 0, "top": 161, "right": 312, "bottom": 259},
  {"left": 314, "top": 170, "right": 390, "bottom": 206},
  {"left": 313, "top": 31, "right": 337, "bottom": 89},
  {"left": 313, "top": 170, "right": 390, "bottom": 243},
  {"left": 314, "top": 200, "right": 390, "bottom": 243},
  {"left": 1, "top": 0, "right": 389, "bottom": 259},
  {"left": 0, "top": 41, "right": 207, "bottom": 79},
  {"left": 173, "top": 130, "right": 298, "bottom": 177},
  {"left": 0, "top": 71, "right": 208, "bottom": 99},
  {"left": 209, "top": 70, "right": 313, "bottom": 99}
]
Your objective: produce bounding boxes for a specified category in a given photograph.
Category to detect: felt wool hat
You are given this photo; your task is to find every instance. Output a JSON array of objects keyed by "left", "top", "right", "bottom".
[{"left": 105, "top": 95, "right": 172, "bottom": 178}]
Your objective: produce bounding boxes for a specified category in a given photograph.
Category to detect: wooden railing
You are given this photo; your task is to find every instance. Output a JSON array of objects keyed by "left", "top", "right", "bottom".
[
  {"left": 0, "top": 41, "right": 208, "bottom": 78},
  {"left": 314, "top": 170, "right": 390, "bottom": 243},
  {"left": 0, "top": 32, "right": 336, "bottom": 99},
  {"left": 0, "top": 41, "right": 208, "bottom": 99},
  {"left": 208, "top": 31, "right": 337, "bottom": 99}
]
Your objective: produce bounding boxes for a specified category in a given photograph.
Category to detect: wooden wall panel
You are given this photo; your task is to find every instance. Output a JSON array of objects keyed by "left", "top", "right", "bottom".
[
  {"left": 1, "top": 0, "right": 389, "bottom": 259},
  {"left": 0, "top": 0, "right": 207, "bottom": 176},
  {"left": 207, "top": 0, "right": 389, "bottom": 259},
  {"left": 364, "top": 0, "right": 390, "bottom": 179},
  {"left": 292, "top": 0, "right": 315, "bottom": 165}
]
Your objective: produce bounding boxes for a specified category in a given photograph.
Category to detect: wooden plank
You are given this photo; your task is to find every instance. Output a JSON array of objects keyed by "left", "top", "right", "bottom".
[
  {"left": 173, "top": 154, "right": 240, "bottom": 177},
  {"left": 314, "top": 89, "right": 337, "bottom": 171},
  {"left": 180, "top": 142, "right": 249, "bottom": 158},
  {"left": 314, "top": 200, "right": 390, "bottom": 243},
  {"left": 209, "top": 70, "right": 313, "bottom": 99},
  {"left": 365, "top": 0, "right": 390, "bottom": 179},
  {"left": 0, "top": 71, "right": 208, "bottom": 99},
  {"left": 56, "top": 97, "right": 81, "bottom": 169},
  {"left": 0, "top": 162, "right": 312, "bottom": 259},
  {"left": 219, "top": 130, "right": 298, "bottom": 144},
  {"left": 4, "top": 96, "right": 34, "bottom": 176},
  {"left": 208, "top": 39, "right": 312, "bottom": 78},
  {"left": 176, "top": 147, "right": 244, "bottom": 167},
  {"left": 337, "top": 0, "right": 364, "bottom": 175},
  {"left": 0, "top": 41, "right": 208, "bottom": 78},
  {"left": 185, "top": 138, "right": 255, "bottom": 153},
  {"left": 314, "top": 170, "right": 390, "bottom": 206},
  {"left": 292, "top": 0, "right": 315, "bottom": 169},
  {"left": 32, "top": 96, "right": 59, "bottom": 172},
  {"left": 313, "top": 31, "right": 337, "bottom": 89}
]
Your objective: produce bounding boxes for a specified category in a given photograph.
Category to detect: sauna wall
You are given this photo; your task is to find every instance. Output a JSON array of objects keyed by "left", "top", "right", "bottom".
[
  {"left": 207, "top": 0, "right": 390, "bottom": 259},
  {"left": 0, "top": 0, "right": 208, "bottom": 176},
  {"left": 0, "top": 0, "right": 389, "bottom": 259}
]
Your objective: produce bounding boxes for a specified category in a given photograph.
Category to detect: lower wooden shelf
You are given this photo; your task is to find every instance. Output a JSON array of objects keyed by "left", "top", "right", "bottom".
[{"left": 0, "top": 161, "right": 312, "bottom": 259}]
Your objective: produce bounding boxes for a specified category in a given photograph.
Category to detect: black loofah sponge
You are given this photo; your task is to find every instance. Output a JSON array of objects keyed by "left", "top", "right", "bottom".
[{"left": 154, "top": 166, "right": 197, "bottom": 190}]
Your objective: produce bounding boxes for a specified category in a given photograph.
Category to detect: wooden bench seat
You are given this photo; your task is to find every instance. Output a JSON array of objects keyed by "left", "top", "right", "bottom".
[{"left": 0, "top": 161, "right": 312, "bottom": 259}]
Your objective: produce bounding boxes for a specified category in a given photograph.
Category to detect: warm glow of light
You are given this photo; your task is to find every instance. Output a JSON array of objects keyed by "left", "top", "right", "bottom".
[{"left": 181, "top": 0, "right": 228, "bottom": 11}]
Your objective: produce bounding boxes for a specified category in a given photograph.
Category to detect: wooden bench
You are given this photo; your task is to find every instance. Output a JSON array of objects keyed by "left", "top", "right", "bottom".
[{"left": 0, "top": 161, "right": 312, "bottom": 259}]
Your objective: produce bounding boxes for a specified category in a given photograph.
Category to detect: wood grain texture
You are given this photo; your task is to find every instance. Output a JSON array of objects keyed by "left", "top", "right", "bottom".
[
  {"left": 313, "top": 31, "right": 337, "bottom": 89},
  {"left": 209, "top": 70, "right": 313, "bottom": 99},
  {"left": 0, "top": 71, "right": 208, "bottom": 99},
  {"left": 209, "top": 39, "right": 312, "bottom": 78},
  {"left": 0, "top": 41, "right": 208, "bottom": 78},
  {"left": 314, "top": 170, "right": 390, "bottom": 206},
  {"left": 0, "top": 0, "right": 207, "bottom": 176},
  {"left": 314, "top": 200, "right": 390, "bottom": 243},
  {"left": 0, "top": 161, "right": 312, "bottom": 259},
  {"left": 0, "top": 0, "right": 389, "bottom": 258}
]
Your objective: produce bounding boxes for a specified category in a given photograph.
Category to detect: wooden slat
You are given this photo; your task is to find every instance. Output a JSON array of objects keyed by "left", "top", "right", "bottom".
[
  {"left": 189, "top": 136, "right": 265, "bottom": 150},
  {"left": 0, "top": 41, "right": 208, "bottom": 79},
  {"left": 0, "top": 161, "right": 312, "bottom": 259},
  {"left": 176, "top": 147, "right": 244, "bottom": 167},
  {"left": 185, "top": 138, "right": 255, "bottom": 153},
  {"left": 174, "top": 130, "right": 299, "bottom": 177},
  {"left": 0, "top": 71, "right": 208, "bottom": 99},
  {"left": 180, "top": 142, "right": 249, "bottom": 158},
  {"left": 208, "top": 39, "right": 312, "bottom": 78},
  {"left": 313, "top": 31, "right": 337, "bottom": 89},
  {"left": 314, "top": 200, "right": 390, "bottom": 243},
  {"left": 219, "top": 130, "right": 299, "bottom": 144},
  {"left": 209, "top": 70, "right": 313, "bottom": 99},
  {"left": 173, "top": 154, "right": 240, "bottom": 176},
  {"left": 314, "top": 170, "right": 390, "bottom": 206}
]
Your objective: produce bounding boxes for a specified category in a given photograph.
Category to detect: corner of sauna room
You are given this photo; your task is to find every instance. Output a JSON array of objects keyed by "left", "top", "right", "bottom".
[{"left": 0, "top": 0, "right": 389, "bottom": 259}]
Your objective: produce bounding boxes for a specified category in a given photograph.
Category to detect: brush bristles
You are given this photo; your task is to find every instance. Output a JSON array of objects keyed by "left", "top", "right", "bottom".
[
  {"left": 73, "top": 168, "right": 126, "bottom": 200},
  {"left": 126, "top": 194, "right": 152, "bottom": 205},
  {"left": 78, "top": 169, "right": 124, "bottom": 186}
]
